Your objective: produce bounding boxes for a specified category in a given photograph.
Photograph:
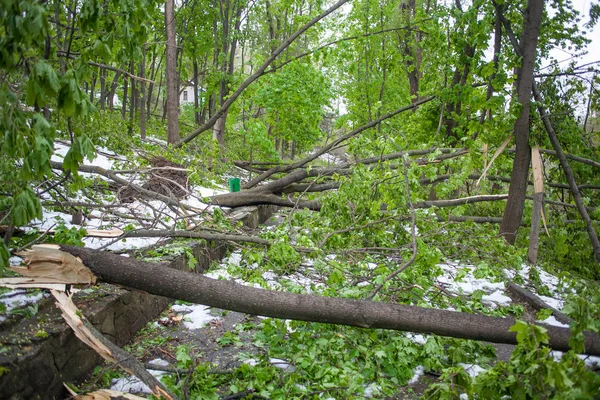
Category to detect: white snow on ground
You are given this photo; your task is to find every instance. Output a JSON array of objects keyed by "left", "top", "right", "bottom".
[
  {"left": 538, "top": 295, "right": 564, "bottom": 311},
  {"left": 243, "top": 358, "right": 295, "bottom": 372},
  {"left": 147, "top": 358, "right": 170, "bottom": 367},
  {"left": 481, "top": 290, "right": 512, "bottom": 308},
  {"left": 52, "top": 141, "right": 124, "bottom": 172},
  {"left": 436, "top": 262, "right": 506, "bottom": 296},
  {"left": 110, "top": 367, "right": 167, "bottom": 394},
  {"left": 196, "top": 186, "right": 228, "bottom": 198},
  {"left": 538, "top": 315, "right": 569, "bottom": 328},
  {"left": 458, "top": 363, "right": 487, "bottom": 378},
  {"left": 409, "top": 365, "right": 425, "bottom": 384},
  {"left": 0, "top": 290, "right": 45, "bottom": 322},
  {"left": 550, "top": 351, "right": 600, "bottom": 369},
  {"left": 318, "top": 152, "right": 344, "bottom": 164},
  {"left": 408, "top": 333, "right": 428, "bottom": 345},
  {"left": 171, "top": 304, "right": 219, "bottom": 329},
  {"left": 363, "top": 382, "right": 381, "bottom": 398}
]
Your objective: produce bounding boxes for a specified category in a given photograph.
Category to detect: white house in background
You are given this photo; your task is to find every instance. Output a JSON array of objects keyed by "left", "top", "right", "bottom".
[{"left": 180, "top": 86, "right": 202, "bottom": 105}]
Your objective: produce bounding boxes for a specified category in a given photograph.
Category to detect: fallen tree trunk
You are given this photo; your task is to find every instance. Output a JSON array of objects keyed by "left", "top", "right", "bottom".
[{"left": 52, "top": 245, "right": 600, "bottom": 355}]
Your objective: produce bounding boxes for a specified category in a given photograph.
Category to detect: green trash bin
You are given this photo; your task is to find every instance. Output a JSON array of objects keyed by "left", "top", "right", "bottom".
[{"left": 229, "top": 178, "right": 241, "bottom": 192}]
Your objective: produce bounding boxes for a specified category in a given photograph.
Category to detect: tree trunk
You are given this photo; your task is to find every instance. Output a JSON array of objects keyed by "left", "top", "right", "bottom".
[
  {"left": 165, "top": 0, "right": 181, "bottom": 144},
  {"left": 52, "top": 245, "right": 600, "bottom": 356},
  {"left": 139, "top": 48, "right": 147, "bottom": 140},
  {"left": 193, "top": 59, "right": 201, "bottom": 126},
  {"left": 99, "top": 67, "right": 106, "bottom": 110},
  {"left": 121, "top": 75, "right": 128, "bottom": 120},
  {"left": 499, "top": 0, "right": 543, "bottom": 245},
  {"left": 128, "top": 61, "right": 136, "bottom": 135}
]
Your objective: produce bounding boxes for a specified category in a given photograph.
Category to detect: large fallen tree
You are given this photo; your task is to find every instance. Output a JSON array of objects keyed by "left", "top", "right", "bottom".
[{"left": 17, "top": 244, "right": 600, "bottom": 356}]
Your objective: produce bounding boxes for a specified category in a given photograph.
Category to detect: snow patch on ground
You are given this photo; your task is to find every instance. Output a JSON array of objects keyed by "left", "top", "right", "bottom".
[
  {"left": 171, "top": 304, "right": 219, "bottom": 330},
  {"left": 363, "top": 382, "right": 381, "bottom": 398},
  {"left": 538, "top": 315, "right": 569, "bottom": 328},
  {"left": 408, "top": 333, "right": 427, "bottom": 345},
  {"left": 550, "top": 351, "right": 600, "bottom": 369},
  {"left": 409, "top": 365, "right": 425, "bottom": 384},
  {"left": 0, "top": 290, "right": 45, "bottom": 321},
  {"left": 458, "top": 363, "right": 487, "bottom": 378},
  {"left": 243, "top": 358, "right": 295, "bottom": 372},
  {"left": 481, "top": 290, "right": 512, "bottom": 308},
  {"left": 110, "top": 364, "right": 166, "bottom": 394}
]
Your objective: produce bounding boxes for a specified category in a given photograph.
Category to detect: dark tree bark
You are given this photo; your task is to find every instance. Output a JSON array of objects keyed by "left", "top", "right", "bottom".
[
  {"left": 165, "top": 0, "right": 181, "bottom": 144},
  {"left": 121, "top": 75, "right": 128, "bottom": 120},
  {"left": 139, "top": 48, "right": 147, "bottom": 139},
  {"left": 128, "top": 61, "right": 136, "bottom": 135},
  {"left": 499, "top": 0, "right": 543, "bottom": 244},
  {"left": 53, "top": 245, "right": 600, "bottom": 356},
  {"left": 399, "top": 0, "right": 420, "bottom": 102},
  {"left": 99, "top": 67, "right": 106, "bottom": 110},
  {"left": 193, "top": 59, "right": 201, "bottom": 126}
]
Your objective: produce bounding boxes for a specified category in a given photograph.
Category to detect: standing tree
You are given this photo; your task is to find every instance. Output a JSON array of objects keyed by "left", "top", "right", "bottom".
[
  {"left": 499, "top": 0, "right": 544, "bottom": 244},
  {"left": 165, "top": 0, "right": 181, "bottom": 144}
]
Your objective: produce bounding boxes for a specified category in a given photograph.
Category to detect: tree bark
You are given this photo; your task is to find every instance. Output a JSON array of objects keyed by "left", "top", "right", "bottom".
[
  {"left": 165, "top": 0, "right": 181, "bottom": 144},
  {"left": 499, "top": 0, "right": 543, "bottom": 245},
  {"left": 54, "top": 245, "right": 600, "bottom": 355},
  {"left": 139, "top": 48, "right": 147, "bottom": 140}
]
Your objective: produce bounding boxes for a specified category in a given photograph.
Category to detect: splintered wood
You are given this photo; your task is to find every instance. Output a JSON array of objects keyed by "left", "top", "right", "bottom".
[{"left": 13, "top": 244, "right": 97, "bottom": 285}]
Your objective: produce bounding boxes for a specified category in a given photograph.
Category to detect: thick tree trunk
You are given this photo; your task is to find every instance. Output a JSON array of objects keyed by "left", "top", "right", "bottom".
[
  {"left": 54, "top": 245, "right": 600, "bottom": 355},
  {"left": 165, "top": 0, "right": 181, "bottom": 144},
  {"left": 499, "top": 0, "right": 543, "bottom": 244}
]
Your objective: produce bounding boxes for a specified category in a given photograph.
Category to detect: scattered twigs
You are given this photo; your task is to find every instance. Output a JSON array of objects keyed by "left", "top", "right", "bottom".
[
  {"left": 368, "top": 155, "right": 418, "bottom": 300},
  {"left": 414, "top": 194, "right": 509, "bottom": 209},
  {"left": 319, "top": 216, "right": 397, "bottom": 248},
  {"left": 125, "top": 229, "right": 270, "bottom": 246},
  {"left": 49, "top": 160, "right": 200, "bottom": 213}
]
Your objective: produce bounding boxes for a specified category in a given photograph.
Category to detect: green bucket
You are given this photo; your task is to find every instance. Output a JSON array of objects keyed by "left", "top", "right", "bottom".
[{"left": 229, "top": 178, "right": 241, "bottom": 192}]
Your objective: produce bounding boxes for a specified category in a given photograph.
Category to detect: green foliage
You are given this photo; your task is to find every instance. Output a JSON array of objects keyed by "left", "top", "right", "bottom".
[
  {"left": 51, "top": 223, "right": 88, "bottom": 247},
  {"left": 9, "top": 303, "right": 39, "bottom": 318},
  {"left": 252, "top": 62, "right": 332, "bottom": 155},
  {"left": 428, "top": 320, "right": 600, "bottom": 399}
]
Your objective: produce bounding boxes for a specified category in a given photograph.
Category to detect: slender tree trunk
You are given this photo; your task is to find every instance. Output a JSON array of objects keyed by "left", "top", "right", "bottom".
[
  {"left": 89, "top": 71, "right": 96, "bottom": 103},
  {"left": 193, "top": 59, "right": 200, "bottom": 126},
  {"left": 99, "top": 67, "right": 106, "bottom": 110},
  {"left": 128, "top": 61, "right": 136, "bottom": 135},
  {"left": 499, "top": 0, "right": 543, "bottom": 244},
  {"left": 139, "top": 48, "right": 147, "bottom": 140},
  {"left": 107, "top": 65, "right": 125, "bottom": 111},
  {"left": 121, "top": 76, "right": 128, "bottom": 120},
  {"left": 165, "top": 0, "right": 181, "bottom": 144}
]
